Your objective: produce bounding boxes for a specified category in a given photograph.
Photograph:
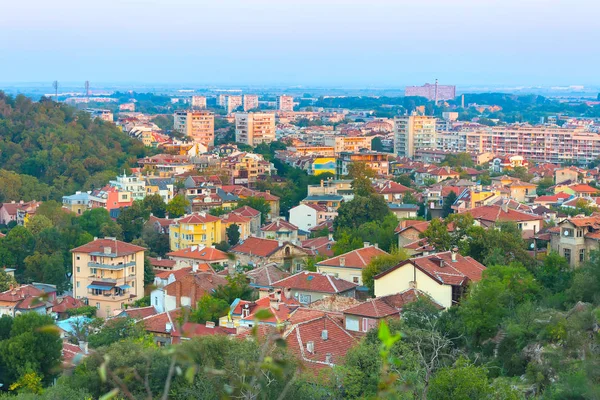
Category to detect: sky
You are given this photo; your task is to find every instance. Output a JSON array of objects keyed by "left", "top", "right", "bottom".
[{"left": 1, "top": 0, "right": 599, "bottom": 87}]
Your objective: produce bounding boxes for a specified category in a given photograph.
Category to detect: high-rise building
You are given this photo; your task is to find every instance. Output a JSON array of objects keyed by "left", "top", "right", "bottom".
[
  {"left": 277, "top": 95, "right": 294, "bottom": 111},
  {"left": 217, "top": 94, "right": 227, "bottom": 107},
  {"left": 405, "top": 82, "right": 456, "bottom": 101},
  {"left": 235, "top": 112, "right": 276, "bottom": 146},
  {"left": 243, "top": 95, "right": 259, "bottom": 111},
  {"left": 191, "top": 95, "right": 207, "bottom": 109},
  {"left": 174, "top": 110, "right": 215, "bottom": 147},
  {"left": 226, "top": 95, "right": 243, "bottom": 114},
  {"left": 72, "top": 238, "right": 146, "bottom": 318},
  {"left": 394, "top": 115, "right": 437, "bottom": 158}
]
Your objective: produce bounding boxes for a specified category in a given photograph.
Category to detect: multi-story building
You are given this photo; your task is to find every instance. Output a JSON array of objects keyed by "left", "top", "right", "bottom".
[
  {"left": 191, "top": 95, "right": 207, "bottom": 109},
  {"left": 550, "top": 216, "right": 600, "bottom": 268},
  {"left": 464, "top": 124, "right": 600, "bottom": 164},
  {"left": 277, "top": 95, "right": 294, "bottom": 112},
  {"left": 109, "top": 173, "right": 146, "bottom": 201},
  {"left": 405, "top": 82, "right": 456, "bottom": 101},
  {"left": 226, "top": 95, "right": 243, "bottom": 114},
  {"left": 394, "top": 115, "right": 437, "bottom": 158},
  {"left": 243, "top": 95, "right": 259, "bottom": 111},
  {"left": 84, "top": 108, "right": 114, "bottom": 122},
  {"left": 235, "top": 112, "right": 276, "bottom": 146},
  {"left": 173, "top": 110, "right": 215, "bottom": 147},
  {"left": 72, "top": 238, "right": 146, "bottom": 318},
  {"left": 169, "top": 213, "right": 222, "bottom": 251},
  {"left": 336, "top": 152, "right": 390, "bottom": 177},
  {"left": 323, "top": 135, "right": 372, "bottom": 154}
]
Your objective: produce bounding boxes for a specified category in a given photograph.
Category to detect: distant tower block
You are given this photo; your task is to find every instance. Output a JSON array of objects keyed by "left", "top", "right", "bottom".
[
  {"left": 52, "top": 81, "right": 59, "bottom": 101},
  {"left": 461, "top": 94, "right": 465, "bottom": 108},
  {"left": 85, "top": 80, "right": 90, "bottom": 101},
  {"left": 434, "top": 78, "right": 439, "bottom": 105}
]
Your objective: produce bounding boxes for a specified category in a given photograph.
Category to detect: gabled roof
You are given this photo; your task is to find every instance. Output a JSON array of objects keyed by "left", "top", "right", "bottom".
[
  {"left": 261, "top": 219, "right": 298, "bottom": 232},
  {"left": 176, "top": 213, "right": 220, "bottom": 224},
  {"left": 374, "top": 181, "right": 414, "bottom": 195},
  {"left": 300, "top": 237, "right": 335, "bottom": 257},
  {"left": 220, "top": 213, "right": 251, "bottom": 224},
  {"left": 465, "top": 205, "right": 543, "bottom": 224},
  {"left": 375, "top": 251, "right": 486, "bottom": 286},
  {"left": 148, "top": 215, "right": 176, "bottom": 228},
  {"left": 316, "top": 245, "right": 388, "bottom": 269},
  {"left": 245, "top": 264, "right": 291, "bottom": 287},
  {"left": 254, "top": 191, "right": 280, "bottom": 202},
  {"left": 343, "top": 288, "right": 443, "bottom": 318},
  {"left": 167, "top": 246, "right": 229, "bottom": 262},
  {"left": 148, "top": 257, "right": 176, "bottom": 269},
  {"left": 119, "top": 306, "right": 158, "bottom": 320},
  {"left": 171, "top": 322, "right": 235, "bottom": 341},
  {"left": 567, "top": 184, "right": 598, "bottom": 193},
  {"left": 232, "top": 205, "right": 261, "bottom": 218},
  {"left": 164, "top": 272, "right": 228, "bottom": 299},
  {"left": 140, "top": 309, "right": 183, "bottom": 334},
  {"left": 51, "top": 295, "right": 85, "bottom": 313},
  {"left": 273, "top": 271, "right": 358, "bottom": 294},
  {"left": 395, "top": 220, "right": 430, "bottom": 234},
  {"left": 0, "top": 284, "right": 45, "bottom": 307},
  {"left": 71, "top": 238, "right": 146, "bottom": 256}
]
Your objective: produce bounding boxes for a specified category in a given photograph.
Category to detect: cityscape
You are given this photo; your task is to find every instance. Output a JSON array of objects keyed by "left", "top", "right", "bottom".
[{"left": 1, "top": 0, "right": 600, "bottom": 399}]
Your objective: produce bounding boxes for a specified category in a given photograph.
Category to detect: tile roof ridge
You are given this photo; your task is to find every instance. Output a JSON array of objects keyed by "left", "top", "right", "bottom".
[{"left": 325, "top": 274, "right": 338, "bottom": 293}]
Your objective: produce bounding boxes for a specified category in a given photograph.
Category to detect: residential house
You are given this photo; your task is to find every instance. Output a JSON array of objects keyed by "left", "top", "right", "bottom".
[
  {"left": 139, "top": 308, "right": 183, "bottom": 346},
  {"left": 549, "top": 215, "right": 600, "bottom": 268},
  {"left": 166, "top": 245, "right": 229, "bottom": 269},
  {"left": 373, "top": 181, "right": 414, "bottom": 204},
  {"left": 555, "top": 167, "right": 580, "bottom": 185},
  {"left": 554, "top": 183, "right": 599, "bottom": 198},
  {"left": 230, "top": 237, "right": 311, "bottom": 272},
  {"left": 253, "top": 191, "right": 280, "bottom": 220},
  {"left": 90, "top": 185, "right": 133, "bottom": 212},
  {"left": 300, "top": 236, "right": 335, "bottom": 258},
  {"left": 231, "top": 206, "right": 262, "bottom": 235},
  {"left": 395, "top": 220, "right": 431, "bottom": 250},
  {"left": 0, "top": 285, "right": 53, "bottom": 317},
  {"left": 245, "top": 264, "right": 291, "bottom": 290},
  {"left": 51, "top": 295, "right": 85, "bottom": 320},
  {"left": 219, "top": 290, "right": 299, "bottom": 329},
  {"left": 148, "top": 257, "right": 176, "bottom": 272},
  {"left": 220, "top": 212, "right": 252, "bottom": 241},
  {"left": 289, "top": 203, "right": 336, "bottom": 233},
  {"left": 62, "top": 192, "right": 93, "bottom": 215},
  {"left": 109, "top": 173, "right": 146, "bottom": 201},
  {"left": 272, "top": 271, "right": 358, "bottom": 305},
  {"left": 316, "top": 244, "right": 389, "bottom": 285},
  {"left": 374, "top": 250, "right": 486, "bottom": 309},
  {"left": 415, "top": 166, "right": 460, "bottom": 185},
  {"left": 343, "top": 288, "right": 443, "bottom": 334},
  {"left": 388, "top": 204, "right": 419, "bottom": 219},
  {"left": 465, "top": 204, "right": 543, "bottom": 234},
  {"left": 260, "top": 219, "right": 299, "bottom": 242},
  {"left": 147, "top": 215, "right": 176, "bottom": 234},
  {"left": 145, "top": 177, "right": 175, "bottom": 203},
  {"left": 71, "top": 238, "right": 146, "bottom": 318},
  {"left": 533, "top": 192, "right": 572, "bottom": 207},
  {"left": 301, "top": 195, "right": 344, "bottom": 211},
  {"left": 169, "top": 212, "right": 222, "bottom": 251},
  {"left": 157, "top": 272, "right": 228, "bottom": 313},
  {"left": 171, "top": 322, "right": 235, "bottom": 344}
]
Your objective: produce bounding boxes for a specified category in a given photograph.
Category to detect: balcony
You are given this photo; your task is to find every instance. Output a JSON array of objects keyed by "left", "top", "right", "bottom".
[{"left": 88, "top": 261, "right": 136, "bottom": 270}]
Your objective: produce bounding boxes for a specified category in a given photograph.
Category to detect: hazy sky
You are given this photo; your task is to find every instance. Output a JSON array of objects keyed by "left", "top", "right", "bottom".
[{"left": 1, "top": 0, "right": 599, "bottom": 86}]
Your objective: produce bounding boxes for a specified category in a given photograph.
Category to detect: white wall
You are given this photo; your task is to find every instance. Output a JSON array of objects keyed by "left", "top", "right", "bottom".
[{"left": 289, "top": 204, "right": 317, "bottom": 233}]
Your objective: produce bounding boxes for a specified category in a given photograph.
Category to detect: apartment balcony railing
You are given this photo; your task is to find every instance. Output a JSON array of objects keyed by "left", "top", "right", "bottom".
[{"left": 88, "top": 261, "right": 136, "bottom": 270}]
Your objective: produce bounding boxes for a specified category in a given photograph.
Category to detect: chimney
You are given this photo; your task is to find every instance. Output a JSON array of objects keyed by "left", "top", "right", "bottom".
[
  {"left": 175, "top": 281, "right": 182, "bottom": 308},
  {"left": 205, "top": 321, "right": 215, "bottom": 329},
  {"left": 328, "top": 233, "right": 333, "bottom": 241},
  {"left": 501, "top": 201, "right": 508, "bottom": 213},
  {"left": 339, "top": 257, "right": 345, "bottom": 267},
  {"left": 321, "top": 330, "right": 328, "bottom": 340},
  {"left": 451, "top": 247, "right": 458, "bottom": 262},
  {"left": 192, "top": 264, "right": 198, "bottom": 272},
  {"left": 374, "top": 243, "right": 379, "bottom": 249},
  {"left": 307, "top": 341, "right": 315, "bottom": 353},
  {"left": 78, "top": 340, "right": 89, "bottom": 355},
  {"left": 363, "top": 242, "right": 370, "bottom": 248},
  {"left": 165, "top": 322, "right": 173, "bottom": 333},
  {"left": 409, "top": 280, "right": 417, "bottom": 289}
]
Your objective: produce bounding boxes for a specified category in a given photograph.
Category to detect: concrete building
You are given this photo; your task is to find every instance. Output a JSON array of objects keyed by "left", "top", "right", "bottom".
[
  {"left": 173, "top": 110, "right": 215, "bottom": 147},
  {"left": 84, "top": 108, "right": 113, "bottom": 122},
  {"left": 394, "top": 115, "right": 437, "bottom": 158},
  {"left": 277, "top": 95, "right": 294, "bottom": 112},
  {"left": 550, "top": 216, "right": 600, "bottom": 268},
  {"left": 226, "top": 95, "right": 243, "bottom": 114},
  {"left": 405, "top": 82, "right": 456, "bottom": 101},
  {"left": 109, "top": 173, "right": 146, "bottom": 201},
  {"left": 72, "top": 238, "right": 146, "bottom": 318},
  {"left": 235, "top": 112, "right": 276, "bottom": 146},
  {"left": 191, "top": 95, "right": 207, "bottom": 109},
  {"left": 243, "top": 95, "right": 259, "bottom": 111},
  {"left": 323, "top": 135, "right": 372, "bottom": 154}
]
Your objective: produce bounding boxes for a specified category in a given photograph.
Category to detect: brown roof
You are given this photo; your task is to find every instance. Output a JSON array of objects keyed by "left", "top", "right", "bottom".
[
  {"left": 300, "top": 237, "right": 335, "bottom": 257},
  {"left": 273, "top": 271, "right": 358, "bottom": 294},
  {"left": 317, "top": 245, "right": 388, "bottom": 269},
  {"left": 231, "top": 237, "right": 282, "bottom": 257},
  {"left": 164, "top": 272, "right": 228, "bottom": 303},
  {"left": 245, "top": 264, "right": 291, "bottom": 287},
  {"left": 465, "top": 205, "right": 543, "bottom": 224},
  {"left": 71, "top": 238, "right": 146, "bottom": 256},
  {"left": 120, "top": 306, "right": 158, "bottom": 320},
  {"left": 220, "top": 213, "right": 251, "bottom": 224},
  {"left": 261, "top": 220, "right": 298, "bottom": 232},
  {"left": 51, "top": 296, "right": 85, "bottom": 313},
  {"left": 149, "top": 257, "right": 176, "bottom": 269},
  {"left": 232, "top": 205, "right": 261, "bottom": 218},
  {"left": 0, "top": 285, "right": 45, "bottom": 307},
  {"left": 148, "top": 215, "right": 176, "bottom": 228},
  {"left": 167, "top": 246, "right": 229, "bottom": 262},
  {"left": 171, "top": 322, "right": 235, "bottom": 343},
  {"left": 343, "top": 289, "right": 443, "bottom": 318},
  {"left": 140, "top": 309, "right": 183, "bottom": 334},
  {"left": 375, "top": 251, "right": 486, "bottom": 286}
]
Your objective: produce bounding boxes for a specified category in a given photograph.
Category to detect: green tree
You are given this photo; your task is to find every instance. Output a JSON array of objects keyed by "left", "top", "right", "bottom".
[
  {"left": 402, "top": 191, "right": 418, "bottom": 205},
  {"left": 420, "top": 218, "right": 452, "bottom": 251},
  {"left": 88, "top": 317, "right": 148, "bottom": 348},
  {"left": 26, "top": 215, "right": 53, "bottom": 235},
  {"left": 442, "top": 152, "right": 475, "bottom": 168},
  {"left": 141, "top": 224, "right": 171, "bottom": 257},
  {"left": 348, "top": 162, "right": 376, "bottom": 197},
  {"left": 394, "top": 174, "right": 413, "bottom": 188},
  {"left": 442, "top": 191, "right": 457, "bottom": 217},
  {"left": 77, "top": 207, "right": 121, "bottom": 239},
  {"left": 143, "top": 256, "right": 155, "bottom": 286},
  {"left": 142, "top": 193, "right": 167, "bottom": 218},
  {"left": 536, "top": 251, "right": 573, "bottom": 294},
  {"left": 0, "top": 226, "right": 36, "bottom": 273},
  {"left": 0, "top": 269, "right": 17, "bottom": 292},
  {"left": 428, "top": 359, "right": 493, "bottom": 400},
  {"left": 334, "top": 194, "right": 390, "bottom": 232},
  {"left": 236, "top": 196, "right": 271, "bottom": 223},
  {"left": 362, "top": 250, "right": 409, "bottom": 294},
  {"left": 116, "top": 201, "right": 149, "bottom": 242},
  {"left": 166, "top": 194, "right": 189, "bottom": 218},
  {"left": 226, "top": 223, "right": 241, "bottom": 246},
  {"left": 189, "top": 295, "right": 230, "bottom": 324},
  {"left": 213, "top": 273, "right": 254, "bottom": 304}
]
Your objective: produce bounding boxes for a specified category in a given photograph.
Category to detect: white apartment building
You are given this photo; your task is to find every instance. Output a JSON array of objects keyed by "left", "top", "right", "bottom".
[
  {"left": 394, "top": 115, "right": 437, "bottom": 158},
  {"left": 226, "top": 95, "right": 243, "bottom": 114},
  {"left": 191, "top": 95, "right": 207, "bottom": 109},
  {"left": 243, "top": 95, "right": 259, "bottom": 111},
  {"left": 109, "top": 173, "right": 146, "bottom": 201},
  {"left": 235, "top": 112, "right": 276, "bottom": 146},
  {"left": 323, "top": 135, "right": 372, "bottom": 154},
  {"left": 173, "top": 110, "right": 215, "bottom": 147}
]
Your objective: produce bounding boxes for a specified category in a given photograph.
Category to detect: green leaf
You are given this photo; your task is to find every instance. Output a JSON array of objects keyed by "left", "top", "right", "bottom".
[
  {"left": 99, "top": 388, "right": 119, "bottom": 400},
  {"left": 254, "top": 309, "right": 274, "bottom": 321},
  {"left": 185, "top": 365, "right": 197, "bottom": 384}
]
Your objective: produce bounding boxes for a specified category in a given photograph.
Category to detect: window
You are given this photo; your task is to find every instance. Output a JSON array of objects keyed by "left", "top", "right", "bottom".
[
  {"left": 76, "top": 281, "right": 80, "bottom": 288},
  {"left": 77, "top": 267, "right": 80, "bottom": 273},
  {"left": 362, "top": 318, "right": 377, "bottom": 332},
  {"left": 352, "top": 276, "right": 360, "bottom": 284},
  {"left": 577, "top": 229, "right": 583, "bottom": 238},
  {"left": 580, "top": 249, "right": 586, "bottom": 262},
  {"left": 96, "top": 302, "right": 100, "bottom": 309},
  {"left": 91, "top": 268, "right": 97, "bottom": 275},
  {"left": 298, "top": 293, "right": 311, "bottom": 304},
  {"left": 564, "top": 248, "right": 571, "bottom": 264},
  {"left": 131, "top": 267, "right": 135, "bottom": 273},
  {"left": 295, "top": 263, "right": 302, "bottom": 272}
]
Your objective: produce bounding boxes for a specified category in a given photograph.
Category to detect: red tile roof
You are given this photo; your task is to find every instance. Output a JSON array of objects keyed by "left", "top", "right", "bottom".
[
  {"left": 261, "top": 219, "right": 298, "bottom": 232},
  {"left": 568, "top": 184, "right": 598, "bottom": 193},
  {"left": 245, "top": 264, "right": 291, "bottom": 287},
  {"left": 231, "top": 237, "right": 281, "bottom": 257},
  {"left": 167, "top": 246, "right": 229, "bottom": 262},
  {"left": 51, "top": 296, "right": 85, "bottom": 313},
  {"left": 171, "top": 322, "right": 235, "bottom": 343},
  {"left": 301, "top": 237, "right": 335, "bottom": 257},
  {"left": 220, "top": 213, "right": 251, "bottom": 224},
  {"left": 149, "top": 257, "right": 176, "bottom": 269},
  {"left": 120, "top": 306, "right": 158, "bottom": 320},
  {"left": 343, "top": 289, "right": 443, "bottom": 318},
  {"left": 0, "top": 285, "right": 46, "bottom": 308},
  {"left": 176, "top": 213, "right": 220, "bottom": 224},
  {"left": 375, "top": 181, "right": 414, "bottom": 195},
  {"left": 317, "top": 245, "right": 388, "bottom": 269},
  {"left": 465, "top": 205, "right": 543, "bottom": 224},
  {"left": 140, "top": 309, "right": 183, "bottom": 334},
  {"left": 232, "top": 205, "right": 261, "bottom": 218},
  {"left": 71, "top": 238, "right": 146, "bottom": 256},
  {"left": 148, "top": 215, "right": 176, "bottom": 228},
  {"left": 254, "top": 191, "right": 280, "bottom": 202},
  {"left": 375, "top": 251, "right": 486, "bottom": 286},
  {"left": 164, "top": 272, "right": 228, "bottom": 303},
  {"left": 273, "top": 271, "right": 358, "bottom": 294}
]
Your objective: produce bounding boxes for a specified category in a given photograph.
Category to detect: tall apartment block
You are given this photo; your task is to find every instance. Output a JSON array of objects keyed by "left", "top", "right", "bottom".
[
  {"left": 217, "top": 94, "right": 227, "bottom": 107},
  {"left": 277, "top": 95, "right": 294, "bottom": 111},
  {"left": 226, "top": 95, "right": 243, "bottom": 114},
  {"left": 405, "top": 82, "right": 456, "bottom": 101},
  {"left": 191, "top": 95, "right": 207, "bottom": 109},
  {"left": 235, "top": 112, "right": 276, "bottom": 146},
  {"left": 243, "top": 95, "right": 259, "bottom": 111},
  {"left": 174, "top": 110, "right": 215, "bottom": 147},
  {"left": 394, "top": 115, "right": 437, "bottom": 158},
  {"left": 72, "top": 238, "right": 146, "bottom": 318}
]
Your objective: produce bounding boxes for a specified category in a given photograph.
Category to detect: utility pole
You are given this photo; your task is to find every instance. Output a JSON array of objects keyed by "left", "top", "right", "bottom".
[{"left": 52, "top": 81, "right": 59, "bottom": 102}]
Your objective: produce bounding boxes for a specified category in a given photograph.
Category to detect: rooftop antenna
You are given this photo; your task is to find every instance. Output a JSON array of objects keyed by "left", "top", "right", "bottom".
[
  {"left": 434, "top": 78, "right": 439, "bottom": 106},
  {"left": 52, "top": 81, "right": 59, "bottom": 102},
  {"left": 85, "top": 80, "right": 90, "bottom": 102}
]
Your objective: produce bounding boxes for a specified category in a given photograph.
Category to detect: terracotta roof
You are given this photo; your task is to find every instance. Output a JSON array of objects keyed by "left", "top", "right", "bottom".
[
  {"left": 375, "top": 181, "right": 414, "bottom": 195},
  {"left": 0, "top": 285, "right": 45, "bottom": 307},
  {"left": 167, "top": 246, "right": 229, "bottom": 262},
  {"left": 51, "top": 296, "right": 85, "bottom": 313},
  {"left": 232, "top": 205, "right": 261, "bottom": 218},
  {"left": 284, "top": 313, "right": 357, "bottom": 368},
  {"left": 306, "top": 296, "right": 361, "bottom": 312},
  {"left": 176, "top": 213, "right": 220, "bottom": 224},
  {"left": 261, "top": 220, "right": 298, "bottom": 232},
  {"left": 171, "top": 322, "right": 235, "bottom": 343},
  {"left": 300, "top": 237, "right": 335, "bottom": 257},
  {"left": 254, "top": 191, "right": 280, "bottom": 202},
  {"left": 245, "top": 264, "right": 291, "bottom": 287},
  {"left": 62, "top": 341, "right": 87, "bottom": 367},
  {"left": 465, "top": 205, "right": 543, "bottom": 224},
  {"left": 559, "top": 216, "right": 600, "bottom": 228},
  {"left": 148, "top": 215, "right": 176, "bottom": 228},
  {"left": 395, "top": 220, "right": 430, "bottom": 234},
  {"left": 220, "top": 213, "right": 251, "bottom": 224},
  {"left": 568, "top": 184, "right": 598, "bottom": 193},
  {"left": 375, "top": 251, "right": 486, "bottom": 286},
  {"left": 273, "top": 271, "right": 358, "bottom": 294},
  {"left": 71, "top": 238, "right": 146, "bottom": 256},
  {"left": 343, "top": 288, "right": 443, "bottom": 318},
  {"left": 231, "top": 237, "right": 282, "bottom": 257},
  {"left": 164, "top": 272, "right": 228, "bottom": 302},
  {"left": 317, "top": 245, "right": 388, "bottom": 269},
  {"left": 149, "top": 257, "right": 176, "bottom": 269},
  {"left": 121, "top": 306, "right": 158, "bottom": 320},
  {"left": 141, "top": 309, "right": 183, "bottom": 334}
]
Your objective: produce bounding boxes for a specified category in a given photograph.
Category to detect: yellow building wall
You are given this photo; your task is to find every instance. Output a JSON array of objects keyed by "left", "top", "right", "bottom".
[
  {"left": 317, "top": 266, "right": 362, "bottom": 285},
  {"left": 169, "top": 220, "right": 222, "bottom": 251},
  {"left": 221, "top": 220, "right": 251, "bottom": 241},
  {"left": 374, "top": 264, "right": 452, "bottom": 308}
]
